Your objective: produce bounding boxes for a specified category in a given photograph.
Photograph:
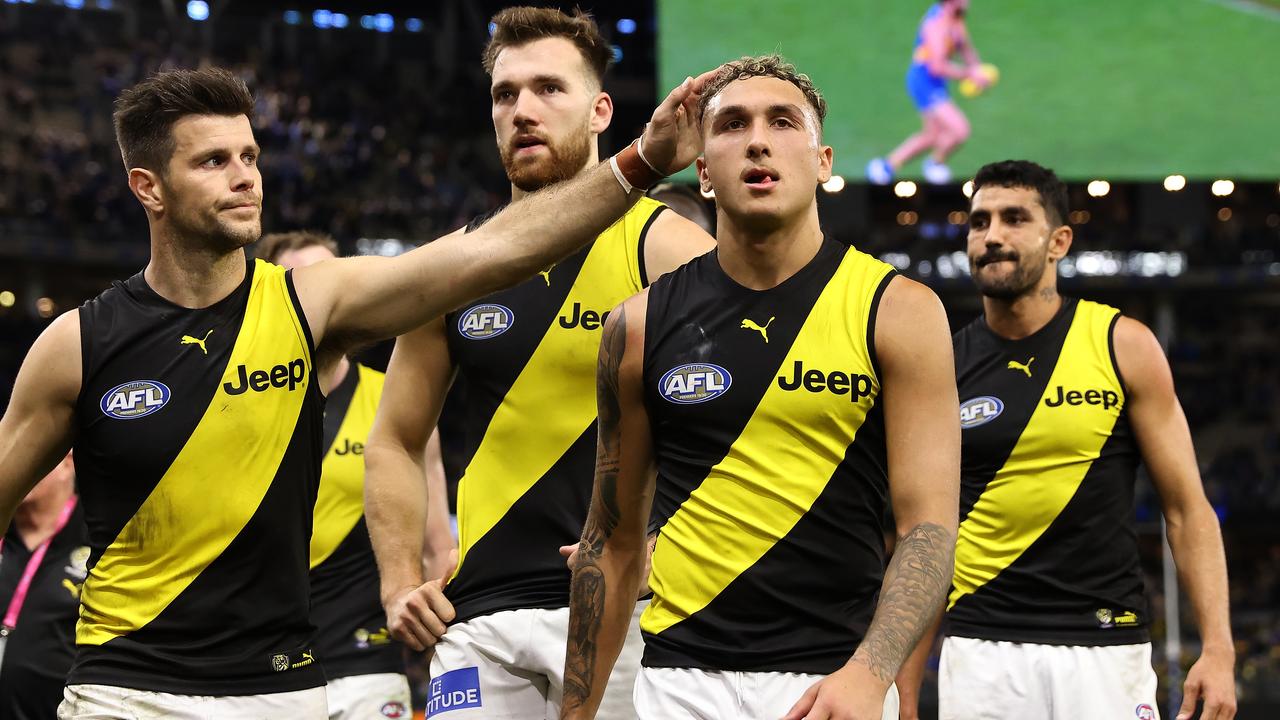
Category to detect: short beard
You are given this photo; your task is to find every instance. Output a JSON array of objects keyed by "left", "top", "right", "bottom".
[
  {"left": 972, "top": 254, "right": 1047, "bottom": 300},
  {"left": 500, "top": 123, "right": 593, "bottom": 193},
  {"left": 171, "top": 204, "right": 261, "bottom": 253}
]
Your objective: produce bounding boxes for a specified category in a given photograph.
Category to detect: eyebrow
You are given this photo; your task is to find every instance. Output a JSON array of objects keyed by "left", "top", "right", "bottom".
[
  {"left": 713, "top": 102, "right": 807, "bottom": 120},
  {"left": 492, "top": 73, "right": 570, "bottom": 93}
]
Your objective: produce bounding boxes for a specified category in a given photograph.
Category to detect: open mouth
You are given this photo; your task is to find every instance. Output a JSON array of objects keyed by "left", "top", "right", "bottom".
[
  {"left": 513, "top": 136, "right": 546, "bottom": 154},
  {"left": 742, "top": 167, "right": 780, "bottom": 189},
  {"left": 977, "top": 256, "right": 1017, "bottom": 268}
]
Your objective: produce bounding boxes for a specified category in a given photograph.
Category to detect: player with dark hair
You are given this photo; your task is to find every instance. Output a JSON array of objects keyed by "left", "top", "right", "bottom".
[
  {"left": 897, "top": 160, "right": 1237, "bottom": 720},
  {"left": 0, "top": 64, "right": 710, "bottom": 718},
  {"left": 366, "top": 8, "right": 714, "bottom": 719},
  {"left": 867, "top": 0, "right": 988, "bottom": 185},
  {"left": 560, "top": 54, "right": 960, "bottom": 720}
]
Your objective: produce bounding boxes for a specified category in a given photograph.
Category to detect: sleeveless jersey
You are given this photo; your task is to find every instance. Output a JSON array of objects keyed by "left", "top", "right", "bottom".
[
  {"left": 911, "top": 4, "right": 958, "bottom": 67},
  {"left": 949, "top": 298, "right": 1148, "bottom": 645},
  {"left": 309, "top": 363, "right": 404, "bottom": 680},
  {"left": 640, "top": 237, "right": 896, "bottom": 674},
  {"left": 443, "top": 197, "right": 668, "bottom": 623},
  {"left": 71, "top": 257, "right": 325, "bottom": 694}
]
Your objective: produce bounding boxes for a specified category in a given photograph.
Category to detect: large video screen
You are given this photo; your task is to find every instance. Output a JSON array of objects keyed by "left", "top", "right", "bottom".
[{"left": 658, "top": 0, "right": 1280, "bottom": 181}]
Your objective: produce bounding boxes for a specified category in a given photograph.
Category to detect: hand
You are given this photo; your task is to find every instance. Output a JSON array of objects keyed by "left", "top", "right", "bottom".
[
  {"left": 967, "top": 65, "right": 991, "bottom": 89},
  {"left": 383, "top": 548, "right": 458, "bottom": 652},
  {"left": 781, "top": 661, "right": 889, "bottom": 720},
  {"left": 1177, "top": 647, "right": 1237, "bottom": 720},
  {"left": 639, "top": 67, "right": 722, "bottom": 176}
]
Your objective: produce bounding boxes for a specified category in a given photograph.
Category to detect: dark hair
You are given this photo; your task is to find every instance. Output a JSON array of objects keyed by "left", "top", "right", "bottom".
[
  {"left": 113, "top": 67, "right": 255, "bottom": 173},
  {"left": 255, "top": 231, "right": 339, "bottom": 264},
  {"left": 698, "top": 54, "right": 828, "bottom": 130},
  {"left": 972, "top": 160, "right": 1069, "bottom": 228},
  {"left": 482, "top": 7, "right": 613, "bottom": 87}
]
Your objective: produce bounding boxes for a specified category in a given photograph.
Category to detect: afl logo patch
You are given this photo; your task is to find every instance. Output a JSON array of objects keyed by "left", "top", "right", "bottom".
[
  {"left": 659, "top": 363, "right": 731, "bottom": 404},
  {"left": 1135, "top": 704, "right": 1156, "bottom": 720},
  {"left": 458, "top": 304, "right": 514, "bottom": 340},
  {"left": 380, "top": 702, "right": 407, "bottom": 718},
  {"left": 100, "top": 380, "right": 171, "bottom": 420},
  {"left": 959, "top": 395, "right": 1003, "bottom": 429}
]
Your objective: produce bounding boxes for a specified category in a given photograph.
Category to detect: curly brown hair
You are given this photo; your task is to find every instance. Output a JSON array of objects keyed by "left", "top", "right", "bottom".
[
  {"left": 698, "top": 54, "right": 827, "bottom": 131},
  {"left": 482, "top": 7, "right": 613, "bottom": 88}
]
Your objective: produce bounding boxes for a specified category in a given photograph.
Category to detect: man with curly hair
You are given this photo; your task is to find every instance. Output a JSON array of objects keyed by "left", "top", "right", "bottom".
[{"left": 560, "top": 55, "right": 960, "bottom": 720}]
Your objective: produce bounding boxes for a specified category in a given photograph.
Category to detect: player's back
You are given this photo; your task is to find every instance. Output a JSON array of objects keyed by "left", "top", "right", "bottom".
[
  {"left": 949, "top": 298, "right": 1148, "bottom": 646},
  {"left": 71, "top": 257, "right": 325, "bottom": 694},
  {"left": 442, "top": 197, "right": 669, "bottom": 624},
  {"left": 640, "top": 237, "right": 897, "bottom": 673}
]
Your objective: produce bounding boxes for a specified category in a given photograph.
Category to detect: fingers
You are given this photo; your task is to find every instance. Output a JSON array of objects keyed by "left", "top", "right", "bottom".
[
  {"left": 1199, "top": 684, "right": 1238, "bottom": 720},
  {"left": 780, "top": 682, "right": 821, "bottom": 720},
  {"left": 437, "top": 547, "right": 459, "bottom": 584},
  {"left": 655, "top": 76, "right": 695, "bottom": 120},
  {"left": 560, "top": 543, "right": 580, "bottom": 570},
  {"left": 1176, "top": 679, "right": 1201, "bottom": 720},
  {"left": 387, "top": 581, "right": 455, "bottom": 652},
  {"left": 559, "top": 544, "right": 576, "bottom": 557}
]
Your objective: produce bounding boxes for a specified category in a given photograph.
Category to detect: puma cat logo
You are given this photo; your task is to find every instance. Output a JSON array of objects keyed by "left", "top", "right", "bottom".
[
  {"left": 741, "top": 316, "right": 775, "bottom": 343},
  {"left": 1007, "top": 357, "right": 1034, "bottom": 377},
  {"left": 180, "top": 329, "right": 213, "bottom": 355}
]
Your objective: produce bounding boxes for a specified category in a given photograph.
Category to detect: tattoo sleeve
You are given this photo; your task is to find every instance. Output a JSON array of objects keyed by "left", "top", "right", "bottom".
[
  {"left": 852, "top": 522, "right": 954, "bottom": 683},
  {"left": 562, "top": 305, "right": 628, "bottom": 714}
]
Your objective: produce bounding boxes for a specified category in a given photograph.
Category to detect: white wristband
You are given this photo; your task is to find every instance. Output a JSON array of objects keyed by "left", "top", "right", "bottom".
[
  {"left": 609, "top": 155, "right": 635, "bottom": 195},
  {"left": 636, "top": 133, "right": 659, "bottom": 174}
]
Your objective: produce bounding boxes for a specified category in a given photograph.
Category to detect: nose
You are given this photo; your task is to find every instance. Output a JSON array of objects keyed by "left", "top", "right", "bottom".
[
  {"left": 230, "top": 156, "right": 256, "bottom": 193},
  {"left": 512, "top": 89, "right": 540, "bottom": 129},
  {"left": 746, "top": 120, "right": 771, "bottom": 160}
]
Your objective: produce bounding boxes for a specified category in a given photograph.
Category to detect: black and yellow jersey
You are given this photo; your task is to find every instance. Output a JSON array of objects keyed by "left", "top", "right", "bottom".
[
  {"left": 640, "top": 237, "right": 896, "bottom": 674},
  {"left": 948, "top": 298, "right": 1147, "bottom": 645},
  {"left": 70, "top": 257, "right": 325, "bottom": 694},
  {"left": 443, "top": 197, "right": 667, "bottom": 624},
  {"left": 310, "top": 363, "right": 403, "bottom": 680}
]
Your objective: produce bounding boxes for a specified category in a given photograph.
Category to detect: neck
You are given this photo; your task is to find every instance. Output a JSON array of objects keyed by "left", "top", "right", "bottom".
[
  {"left": 714, "top": 203, "right": 824, "bottom": 290},
  {"left": 509, "top": 141, "right": 600, "bottom": 202},
  {"left": 982, "top": 283, "right": 1063, "bottom": 339},
  {"left": 144, "top": 225, "right": 247, "bottom": 309},
  {"left": 14, "top": 486, "right": 73, "bottom": 551}
]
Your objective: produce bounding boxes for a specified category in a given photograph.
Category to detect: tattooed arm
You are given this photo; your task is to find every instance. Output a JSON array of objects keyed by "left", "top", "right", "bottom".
[
  {"left": 562, "top": 292, "right": 658, "bottom": 720},
  {"left": 786, "top": 276, "right": 960, "bottom": 720}
]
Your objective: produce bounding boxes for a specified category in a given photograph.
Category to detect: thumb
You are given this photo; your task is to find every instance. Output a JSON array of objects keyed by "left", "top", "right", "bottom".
[
  {"left": 1176, "top": 679, "right": 1201, "bottom": 720},
  {"left": 559, "top": 544, "right": 577, "bottom": 558},
  {"left": 781, "top": 682, "right": 820, "bottom": 720},
  {"left": 437, "top": 548, "right": 459, "bottom": 585}
]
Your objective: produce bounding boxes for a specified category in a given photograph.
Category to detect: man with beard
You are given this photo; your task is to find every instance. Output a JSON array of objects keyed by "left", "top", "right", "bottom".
[
  {"left": 0, "top": 64, "right": 708, "bottom": 718},
  {"left": 365, "top": 8, "right": 714, "bottom": 720},
  {"left": 559, "top": 55, "right": 959, "bottom": 720},
  {"left": 897, "top": 160, "right": 1236, "bottom": 720}
]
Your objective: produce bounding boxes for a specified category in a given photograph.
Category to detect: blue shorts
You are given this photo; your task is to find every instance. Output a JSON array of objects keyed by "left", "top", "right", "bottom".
[{"left": 906, "top": 63, "right": 950, "bottom": 112}]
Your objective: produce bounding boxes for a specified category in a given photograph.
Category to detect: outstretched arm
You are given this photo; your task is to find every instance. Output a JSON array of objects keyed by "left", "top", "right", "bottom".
[
  {"left": 294, "top": 72, "right": 715, "bottom": 354},
  {"left": 1115, "top": 317, "right": 1235, "bottom": 720},
  {"left": 786, "top": 277, "right": 959, "bottom": 720},
  {"left": 561, "top": 293, "right": 656, "bottom": 720}
]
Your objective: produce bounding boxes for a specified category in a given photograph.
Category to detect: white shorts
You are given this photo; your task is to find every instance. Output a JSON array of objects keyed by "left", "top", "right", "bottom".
[
  {"left": 939, "top": 636, "right": 1160, "bottom": 720},
  {"left": 633, "top": 666, "right": 900, "bottom": 720},
  {"left": 327, "top": 673, "right": 412, "bottom": 720},
  {"left": 58, "top": 683, "right": 327, "bottom": 719},
  {"left": 427, "top": 601, "right": 646, "bottom": 719}
]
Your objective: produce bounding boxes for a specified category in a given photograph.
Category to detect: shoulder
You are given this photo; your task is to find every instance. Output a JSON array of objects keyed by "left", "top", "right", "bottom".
[
  {"left": 1110, "top": 314, "right": 1167, "bottom": 391},
  {"left": 23, "top": 310, "right": 83, "bottom": 403},
  {"left": 877, "top": 274, "right": 944, "bottom": 321}
]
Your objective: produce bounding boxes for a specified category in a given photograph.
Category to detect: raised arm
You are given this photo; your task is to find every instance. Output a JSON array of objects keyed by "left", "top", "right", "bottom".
[
  {"left": 365, "top": 318, "right": 457, "bottom": 651},
  {"left": 294, "top": 72, "right": 714, "bottom": 353},
  {"left": 561, "top": 292, "right": 656, "bottom": 720},
  {"left": 0, "top": 312, "right": 81, "bottom": 529},
  {"left": 786, "top": 277, "right": 959, "bottom": 720},
  {"left": 1114, "top": 317, "right": 1236, "bottom": 720}
]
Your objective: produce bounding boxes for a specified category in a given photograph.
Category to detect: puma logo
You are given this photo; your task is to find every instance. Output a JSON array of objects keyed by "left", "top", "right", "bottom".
[
  {"left": 180, "top": 329, "right": 213, "bottom": 355},
  {"left": 302, "top": 651, "right": 314, "bottom": 663},
  {"left": 539, "top": 266, "right": 553, "bottom": 286},
  {"left": 741, "top": 316, "right": 775, "bottom": 343},
  {"left": 63, "top": 578, "right": 82, "bottom": 599},
  {"left": 1007, "top": 357, "right": 1034, "bottom": 377}
]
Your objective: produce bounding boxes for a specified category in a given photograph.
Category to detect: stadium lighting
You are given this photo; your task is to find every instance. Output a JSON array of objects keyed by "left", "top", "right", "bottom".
[
  {"left": 962, "top": 180, "right": 974, "bottom": 198},
  {"left": 331, "top": 13, "right": 348, "bottom": 28},
  {"left": 488, "top": 21, "right": 497, "bottom": 36},
  {"left": 1163, "top": 175, "right": 1186, "bottom": 192},
  {"left": 283, "top": 10, "right": 301, "bottom": 25},
  {"left": 1217, "top": 208, "right": 1232, "bottom": 222},
  {"left": 1211, "top": 180, "right": 1235, "bottom": 197},
  {"left": 96, "top": 0, "right": 112, "bottom": 7},
  {"left": 374, "top": 13, "right": 394, "bottom": 32},
  {"left": 947, "top": 210, "right": 968, "bottom": 225},
  {"left": 893, "top": 181, "right": 917, "bottom": 198},
  {"left": 611, "top": 46, "right": 623, "bottom": 63},
  {"left": 360, "top": 15, "right": 375, "bottom": 29},
  {"left": 312, "top": 9, "right": 332, "bottom": 28},
  {"left": 186, "top": 0, "right": 209, "bottom": 21},
  {"left": 617, "top": 18, "right": 637, "bottom": 35},
  {"left": 36, "top": 297, "right": 56, "bottom": 318},
  {"left": 405, "top": 18, "right": 424, "bottom": 33},
  {"left": 0, "top": 290, "right": 14, "bottom": 308},
  {"left": 896, "top": 211, "right": 918, "bottom": 226},
  {"left": 66, "top": 0, "right": 85, "bottom": 8},
  {"left": 822, "top": 175, "right": 846, "bottom": 193},
  {"left": 1087, "top": 180, "right": 1110, "bottom": 197}
]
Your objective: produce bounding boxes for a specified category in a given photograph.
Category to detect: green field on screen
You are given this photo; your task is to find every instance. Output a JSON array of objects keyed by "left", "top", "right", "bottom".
[{"left": 658, "top": 0, "right": 1280, "bottom": 181}]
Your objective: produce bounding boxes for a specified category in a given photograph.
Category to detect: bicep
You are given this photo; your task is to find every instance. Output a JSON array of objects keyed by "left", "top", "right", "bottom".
[
  {"left": 368, "top": 318, "right": 455, "bottom": 455},
  {"left": 0, "top": 312, "right": 81, "bottom": 510},
  {"left": 875, "top": 278, "right": 960, "bottom": 532},
  {"left": 1113, "top": 318, "right": 1204, "bottom": 514},
  {"left": 643, "top": 211, "right": 716, "bottom": 281}
]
